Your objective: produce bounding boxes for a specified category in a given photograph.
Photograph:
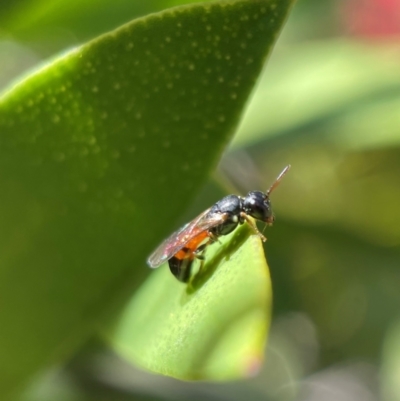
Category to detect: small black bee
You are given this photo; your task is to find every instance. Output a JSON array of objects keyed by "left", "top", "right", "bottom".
[{"left": 147, "top": 165, "right": 290, "bottom": 282}]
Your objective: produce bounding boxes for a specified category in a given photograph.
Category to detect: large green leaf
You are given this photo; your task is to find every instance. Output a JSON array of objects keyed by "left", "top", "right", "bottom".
[
  {"left": 0, "top": 0, "right": 294, "bottom": 398},
  {"left": 111, "top": 222, "right": 271, "bottom": 380}
]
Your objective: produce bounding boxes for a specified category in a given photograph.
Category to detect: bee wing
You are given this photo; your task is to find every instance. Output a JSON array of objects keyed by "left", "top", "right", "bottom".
[{"left": 147, "top": 208, "right": 228, "bottom": 268}]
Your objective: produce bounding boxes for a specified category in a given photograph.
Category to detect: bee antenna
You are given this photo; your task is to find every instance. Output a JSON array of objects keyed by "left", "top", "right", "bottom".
[{"left": 266, "top": 165, "right": 291, "bottom": 196}]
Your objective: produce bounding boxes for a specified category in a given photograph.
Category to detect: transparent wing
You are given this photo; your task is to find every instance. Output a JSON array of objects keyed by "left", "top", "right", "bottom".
[{"left": 147, "top": 208, "right": 228, "bottom": 268}]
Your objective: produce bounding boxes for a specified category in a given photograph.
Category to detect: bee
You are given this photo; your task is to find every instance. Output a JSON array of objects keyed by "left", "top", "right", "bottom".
[{"left": 147, "top": 165, "right": 290, "bottom": 282}]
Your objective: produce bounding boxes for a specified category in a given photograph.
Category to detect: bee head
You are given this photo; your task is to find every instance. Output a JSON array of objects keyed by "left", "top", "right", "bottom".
[{"left": 242, "top": 165, "right": 291, "bottom": 225}]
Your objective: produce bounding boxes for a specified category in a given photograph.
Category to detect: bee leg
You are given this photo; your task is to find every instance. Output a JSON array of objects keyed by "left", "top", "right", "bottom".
[
  {"left": 193, "top": 242, "right": 211, "bottom": 275},
  {"left": 208, "top": 232, "right": 221, "bottom": 244},
  {"left": 240, "top": 212, "right": 267, "bottom": 242},
  {"left": 194, "top": 244, "right": 207, "bottom": 265}
]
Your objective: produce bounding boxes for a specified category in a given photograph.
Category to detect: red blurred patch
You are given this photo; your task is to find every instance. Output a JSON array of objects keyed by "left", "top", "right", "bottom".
[{"left": 340, "top": 0, "right": 400, "bottom": 40}]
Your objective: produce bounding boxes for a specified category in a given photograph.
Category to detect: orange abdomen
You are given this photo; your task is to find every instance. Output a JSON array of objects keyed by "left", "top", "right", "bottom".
[{"left": 173, "top": 230, "right": 209, "bottom": 260}]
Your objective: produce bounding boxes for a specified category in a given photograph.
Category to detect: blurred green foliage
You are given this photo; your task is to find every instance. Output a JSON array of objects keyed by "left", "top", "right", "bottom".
[{"left": 1, "top": 0, "right": 400, "bottom": 400}]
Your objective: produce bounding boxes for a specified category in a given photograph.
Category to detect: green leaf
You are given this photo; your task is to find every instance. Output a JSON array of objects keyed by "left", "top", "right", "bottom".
[
  {"left": 110, "top": 223, "right": 271, "bottom": 380},
  {"left": 0, "top": 0, "right": 294, "bottom": 397},
  {"left": 0, "top": 0, "right": 215, "bottom": 49}
]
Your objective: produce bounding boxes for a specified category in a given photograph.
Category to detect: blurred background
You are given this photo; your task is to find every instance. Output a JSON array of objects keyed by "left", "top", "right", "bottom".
[{"left": 2, "top": 0, "right": 400, "bottom": 400}]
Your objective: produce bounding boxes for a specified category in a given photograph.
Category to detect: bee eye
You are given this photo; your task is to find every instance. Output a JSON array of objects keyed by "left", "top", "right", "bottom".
[{"left": 243, "top": 191, "right": 272, "bottom": 222}]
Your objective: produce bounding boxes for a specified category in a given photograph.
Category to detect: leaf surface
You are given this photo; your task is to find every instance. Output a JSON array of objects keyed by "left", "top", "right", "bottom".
[{"left": 111, "top": 223, "right": 272, "bottom": 380}]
